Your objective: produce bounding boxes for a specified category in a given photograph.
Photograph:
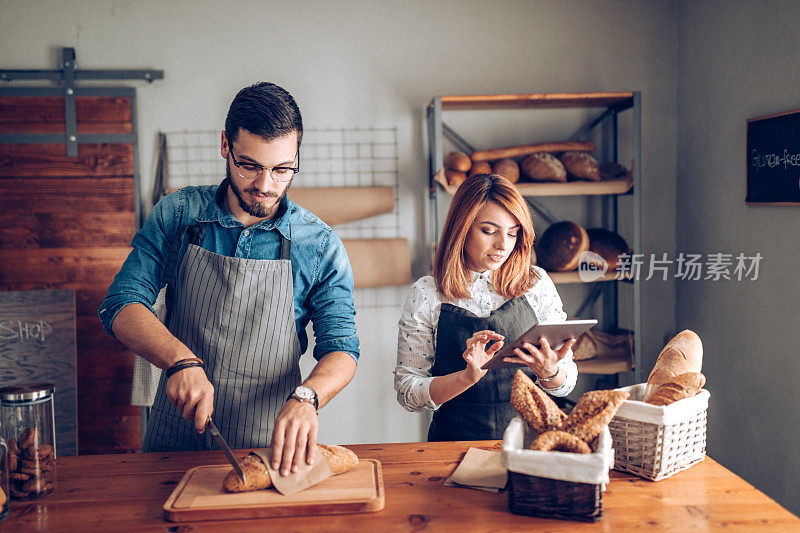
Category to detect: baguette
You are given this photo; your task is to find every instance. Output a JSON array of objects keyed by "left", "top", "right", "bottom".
[
  {"left": 470, "top": 140, "right": 596, "bottom": 162},
  {"left": 644, "top": 330, "right": 703, "bottom": 401},
  {"left": 222, "top": 444, "right": 358, "bottom": 493},
  {"left": 646, "top": 372, "right": 706, "bottom": 406}
]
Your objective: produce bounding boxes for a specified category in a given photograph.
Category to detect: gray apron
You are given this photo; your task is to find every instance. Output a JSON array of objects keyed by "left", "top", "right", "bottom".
[
  {"left": 428, "top": 297, "right": 537, "bottom": 442},
  {"left": 142, "top": 223, "right": 300, "bottom": 452}
]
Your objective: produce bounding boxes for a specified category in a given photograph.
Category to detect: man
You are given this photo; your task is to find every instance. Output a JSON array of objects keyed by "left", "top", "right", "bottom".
[{"left": 99, "top": 82, "right": 359, "bottom": 476}]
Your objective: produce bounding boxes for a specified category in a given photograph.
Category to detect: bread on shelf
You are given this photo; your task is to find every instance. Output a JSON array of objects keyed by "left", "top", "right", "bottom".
[
  {"left": 520, "top": 152, "right": 567, "bottom": 182},
  {"left": 560, "top": 152, "right": 600, "bottom": 181},
  {"left": 535, "top": 221, "right": 589, "bottom": 272},
  {"left": 492, "top": 158, "right": 520, "bottom": 183},
  {"left": 586, "top": 228, "right": 630, "bottom": 272},
  {"left": 444, "top": 151, "right": 472, "bottom": 172}
]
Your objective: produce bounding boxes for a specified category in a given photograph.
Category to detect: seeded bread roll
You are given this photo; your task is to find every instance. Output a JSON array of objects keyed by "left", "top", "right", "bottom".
[
  {"left": 444, "top": 151, "right": 472, "bottom": 172},
  {"left": 520, "top": 153, "right": 567, "bottom": 182},
  {"left": 468, "top": 161, "right": 492, "bottom": 177},
  {"left": 586, "top": 228, "right": 630, "bottom": 271},
  {"left": 530, "top": 430, "right": 591, "bottom": 454},
  {"left": 535, "top": 221, "right": 589, "bottom": 272},
  {"left": 560, "top": 389, "right": 629, "bottom": 442},
  {"left": 510, "top": 370, "right": 567, "bottom": 433},
  {"left": 559, "top": 152, "right": 600, "bottom": 181},
  {"left": 491, "top": 158, "right": 520, "bottom": 183}
]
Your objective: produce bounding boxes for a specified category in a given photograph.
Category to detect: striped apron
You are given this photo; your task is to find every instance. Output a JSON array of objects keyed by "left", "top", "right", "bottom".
[{"left": 142, "top": 224, "right": 300, "bottom": 452}]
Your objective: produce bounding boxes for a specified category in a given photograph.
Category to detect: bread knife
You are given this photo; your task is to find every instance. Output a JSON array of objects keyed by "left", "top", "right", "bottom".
[{"left": 206, "top": 417, "right": 247, "bottom": 485}]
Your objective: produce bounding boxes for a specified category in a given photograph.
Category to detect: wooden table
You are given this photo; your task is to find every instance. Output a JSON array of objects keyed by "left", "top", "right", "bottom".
[{"left": 5, "top": 441, "right": 799, "bottom": 531}]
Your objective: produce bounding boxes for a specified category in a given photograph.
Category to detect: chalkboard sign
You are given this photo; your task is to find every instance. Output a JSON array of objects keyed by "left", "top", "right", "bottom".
[
  {"left": 0, "top": 289, "right": 77, "bottom": 455},
  {"left": 746, "top": 108, "right": 800, "bottom": 205}
]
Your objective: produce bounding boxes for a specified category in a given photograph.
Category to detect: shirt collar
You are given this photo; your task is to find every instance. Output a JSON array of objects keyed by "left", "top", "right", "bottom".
[
  {"left": 196, "top": 178, "right": 293, "bottom": 239},
  {"left": 470, "top": 269, "right": 493, "bottom": 284}
]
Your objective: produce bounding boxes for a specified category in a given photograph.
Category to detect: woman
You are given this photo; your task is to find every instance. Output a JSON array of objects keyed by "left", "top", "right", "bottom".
[{"left": 394, "top": 173, "right": 578, "bottom": 441}]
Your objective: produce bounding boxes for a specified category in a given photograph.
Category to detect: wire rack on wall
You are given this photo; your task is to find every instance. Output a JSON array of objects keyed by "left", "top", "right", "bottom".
[{"left": 159, "top": 127, "right": 407, "bottom": 309}]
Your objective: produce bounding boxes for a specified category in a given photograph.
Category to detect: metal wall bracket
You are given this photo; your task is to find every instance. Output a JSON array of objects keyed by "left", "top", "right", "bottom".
[{"left": 0, "top": 46, "right": 163, "bottom": 157}]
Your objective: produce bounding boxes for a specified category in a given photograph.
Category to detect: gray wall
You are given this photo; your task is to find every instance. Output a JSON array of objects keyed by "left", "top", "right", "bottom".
[
  {"left": 0, "top": 0, "right": 679, "bottom": 448},
  {"left": 677, "top": 0, "right": 800, "bottom": 516},
  {"left": 10, "top": 0, "right": 797, "bottom": 517}
]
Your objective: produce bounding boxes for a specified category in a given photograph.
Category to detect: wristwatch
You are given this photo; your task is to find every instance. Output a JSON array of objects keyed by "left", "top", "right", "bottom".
[{"left": 288, "top": 385, "right": 318, "bottom": 411}]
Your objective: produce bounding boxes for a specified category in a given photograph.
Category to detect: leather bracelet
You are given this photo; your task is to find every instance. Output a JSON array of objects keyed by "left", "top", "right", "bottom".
[
  {"left": 537, "top": 366, "right": 560, "bottom": 383},
  {"left": 165, "top": 361, "right": 205, "bottom": 379},
  {"left": 172, "top": 357, "right": 204, "bottom": 366}
]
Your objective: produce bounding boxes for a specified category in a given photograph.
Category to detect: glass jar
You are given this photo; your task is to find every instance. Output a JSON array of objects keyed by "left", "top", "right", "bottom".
[
  {"left": 0, "top": 436, "right": 8, "bottom": 520},
  {"left": 0, "top": 383, "right": 57, "bottom": 499}
]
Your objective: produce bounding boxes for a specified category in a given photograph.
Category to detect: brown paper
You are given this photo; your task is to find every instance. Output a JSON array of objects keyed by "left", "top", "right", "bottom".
[
  {"left": 342, "top": 238, "right": 412, "bottom": 288},
  {"left": 288, "top": 187, "right": 394, "bottom": 226},
  {"left": 251, "top": 448, "right": 333, "bottom": 496},
  {"left": 443, "top": 447, "right": 507, "bottom": 492}
]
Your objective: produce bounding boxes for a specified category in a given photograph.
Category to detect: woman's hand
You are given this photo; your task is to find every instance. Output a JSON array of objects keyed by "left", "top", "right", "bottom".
[
  {"left": 504, "top": 336, "right": 576, "bottom": 379},
  {"left": 462, "top": 330, "right": 505, "bottom": 384}
]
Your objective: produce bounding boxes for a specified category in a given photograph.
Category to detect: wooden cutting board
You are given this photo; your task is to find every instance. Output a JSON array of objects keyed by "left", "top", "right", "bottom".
[{"left": 163, "top": 459, "right": 384, "bottom": 522}]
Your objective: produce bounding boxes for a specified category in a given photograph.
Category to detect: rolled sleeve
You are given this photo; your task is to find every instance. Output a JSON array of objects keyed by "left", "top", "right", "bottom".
[
  {"left": 308, "top": 230, "right": 360, "bottom": 362},
  {"left": 98, "top": 195, "right": 178, "bottom": 338}
]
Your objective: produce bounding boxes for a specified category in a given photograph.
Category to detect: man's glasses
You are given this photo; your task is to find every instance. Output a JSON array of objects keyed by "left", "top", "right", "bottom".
[{"left": 229, "top": 145, "right": 300, "bottom": 182}]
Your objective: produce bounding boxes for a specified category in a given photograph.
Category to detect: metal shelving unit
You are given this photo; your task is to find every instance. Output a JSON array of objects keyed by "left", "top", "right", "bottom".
[{"left": 426, "top": 92, "right": 642, "bottom": 383}]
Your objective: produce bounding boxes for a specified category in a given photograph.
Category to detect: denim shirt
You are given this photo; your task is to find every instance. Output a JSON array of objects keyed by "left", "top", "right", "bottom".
[{"left": 99, "top": 179, "right": 360, "bottom": 362}]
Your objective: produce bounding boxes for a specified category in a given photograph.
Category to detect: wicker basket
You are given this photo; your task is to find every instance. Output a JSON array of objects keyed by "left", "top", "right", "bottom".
[
  {"left": 609, "top": 384, "right": 709, "bottom": 481},
  {"left": 502, "top": 417, "right": 613, "bottom": 522}
]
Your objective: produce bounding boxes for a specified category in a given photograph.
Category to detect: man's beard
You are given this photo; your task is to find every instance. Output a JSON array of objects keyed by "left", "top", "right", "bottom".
[{"left": 226, "top": 165, "right": 291, "bottom": 219}]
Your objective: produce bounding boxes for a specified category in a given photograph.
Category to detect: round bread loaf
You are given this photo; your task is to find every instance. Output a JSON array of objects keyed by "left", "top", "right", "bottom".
[
  {"left": 468, "top": 161, "right": 492, "bottom": 177},
  {"left": 444, "top": 151, "right": 472, "bottom": 172},
  {"left": 520, "top": 153, "right": 567, "bottom": 182},
  {"left": 598, "top": 161, "right": 629, "bottom": 180},
  {"left": 535, "top": 221, "right": 589, "bottom": 271},
  {"left": 491, "top": 158, "right": 520, "bottom": 183},
  {"left": 586, "top": 228, "right": 629, "bottom": 271},
  {"left": 444, "top": 169, "right": 467, "bottom": 188},
  {"left": 559, "top": 152, "right": 600, "bottom": 181}
]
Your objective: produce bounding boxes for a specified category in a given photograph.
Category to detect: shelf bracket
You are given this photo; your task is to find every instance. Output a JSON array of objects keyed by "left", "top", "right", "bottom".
[{"left": 442, "top": 122, "right": 475, "bottom": 154}]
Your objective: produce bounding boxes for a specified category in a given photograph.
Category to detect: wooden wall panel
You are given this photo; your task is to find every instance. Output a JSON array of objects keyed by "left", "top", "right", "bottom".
[
  {"left": 0, "top": 96, "right": 132, "bottom": 133},
  {"left": 0, "top": 143, "right": 133, "bottom": 177},
  {"left": 0, "top": 95, "right": 139, "bottom": 455},
  {"left": 0, "top": 212, "right": 135, "bottom": 248},
  {"left": 0, "top": 178, "right": 134, "bottom": 213},
  {"left": 0, "top": 247, "right": 132, "bottom": 285}
]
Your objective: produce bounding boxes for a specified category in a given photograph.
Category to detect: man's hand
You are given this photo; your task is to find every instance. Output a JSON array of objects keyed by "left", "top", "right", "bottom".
[
  {"left": 165, "top": 366, "right": 215, "bottom": 433},
  {"left": 269, "top": 398, "right": 319, "bottom": 477}
]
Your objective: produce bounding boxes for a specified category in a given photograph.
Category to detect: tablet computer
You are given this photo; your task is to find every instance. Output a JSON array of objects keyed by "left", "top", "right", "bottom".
[{"left": 481, "top": 319, "right": 598, "bottom": 370}]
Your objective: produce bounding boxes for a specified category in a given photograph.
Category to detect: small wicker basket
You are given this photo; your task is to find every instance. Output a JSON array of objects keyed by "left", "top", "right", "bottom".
[
  {"left": 609, "top": 383, "right": 709, "bottom": 481},
  {"left": 502, "top": 417, "right": 614, "bottom": 522}
]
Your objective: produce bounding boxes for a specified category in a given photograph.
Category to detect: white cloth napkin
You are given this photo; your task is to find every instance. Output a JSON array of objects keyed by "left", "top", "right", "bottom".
[
  {"left": 502, "top": 417, "right": 614, "bottom": 486},
  {"left": 614, "top": 384, "right": 710, "bottom": 425},
  {"left": 444, "top": 447, "right": 508, "bottom": 492}
]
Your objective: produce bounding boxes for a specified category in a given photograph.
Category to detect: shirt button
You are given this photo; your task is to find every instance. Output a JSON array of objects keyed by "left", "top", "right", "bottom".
[{"left": 242, "top": 229, "right": 250, "bottom": 237}]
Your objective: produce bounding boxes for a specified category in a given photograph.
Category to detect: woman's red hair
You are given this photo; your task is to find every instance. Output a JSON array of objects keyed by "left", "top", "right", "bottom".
[{"left": 433, "top": 173, "right": 538, "bottom": 300}]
